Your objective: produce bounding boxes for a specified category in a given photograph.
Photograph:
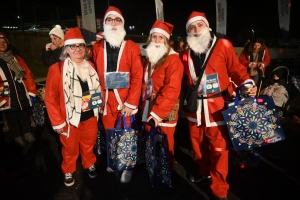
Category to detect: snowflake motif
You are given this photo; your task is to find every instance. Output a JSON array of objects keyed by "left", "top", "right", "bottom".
[{"left": 228, "top": 102, "right": 278, "bottom": 147}]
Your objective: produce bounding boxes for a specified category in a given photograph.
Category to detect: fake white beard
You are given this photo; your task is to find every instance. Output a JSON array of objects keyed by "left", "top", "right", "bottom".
[
  {"left": 103, "top": 24, "right": 126, "bottom": 47},
  {"left": 187, "top": 27, "right": 211, "bottom": 54},
  {"left": 145, "top": 42, "right": 168, "bottom": 64},
  {"left": 75, "top": 60, "right": 90, "bottom": 82}
]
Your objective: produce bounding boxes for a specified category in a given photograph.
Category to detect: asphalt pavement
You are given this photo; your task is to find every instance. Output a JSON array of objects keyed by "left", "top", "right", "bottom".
[{"left": 0, "top": 114, "right": 299, "bottom": 200}]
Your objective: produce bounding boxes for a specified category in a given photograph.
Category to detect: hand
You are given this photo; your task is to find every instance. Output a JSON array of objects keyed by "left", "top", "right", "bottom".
[
  {"left": 247, "top": 85, "right": 257, "bottom": 97},
  {"left": 250, "top": 62, "right": 257, "bottom": 68},
  {"left": 121, "top": 106, "right": 134, "bottom": 117},
  {"left": 45, "top": 43, "right": 57, "bottom": 51},
  {"left": 257, "top": 62, "right": 264, "bottom": 69},
  {"left": 54, "top": 127, "right": 64, "bottom": 134},
  {"left": 147, "top": 116, "right": 160, "bottom": 127}
]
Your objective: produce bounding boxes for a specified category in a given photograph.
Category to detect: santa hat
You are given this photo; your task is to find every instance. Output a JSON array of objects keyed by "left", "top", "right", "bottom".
[
  {"left": 104, "top": 6, "right": 124, "bottom": 24},
  {"left": 186, "top": 11, "right": 209, "bottom": 30},
  {"left": 149, "top": 20, "right": 174, "bottom": 39},
  {"left": 0, "top": 32, "right": 9, "bottom": 44},
  {"left": 64, "top": 27, "right": 85, "bottom": 46},
  {"left": 49, "top": 25, "right": 64, "bottom": 39}
]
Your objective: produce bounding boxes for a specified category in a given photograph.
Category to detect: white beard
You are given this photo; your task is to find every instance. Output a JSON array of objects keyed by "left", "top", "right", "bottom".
[
  {"left": 145, "top": 42, "right": 168, "bottom": 64},
  {"left": 187, "top": 27, "right": 211, "bottom": 54},
  {"left": 76, "top": 60, "right": 90, "bottom": 82},
  {"left": 103, "top": 24, "right": 126, "bottom": 47}
]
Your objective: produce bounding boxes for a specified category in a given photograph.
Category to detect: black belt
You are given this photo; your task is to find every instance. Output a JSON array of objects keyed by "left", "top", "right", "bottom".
[{"left": 197, "top": 88, "right": 228, "bottom": 99}]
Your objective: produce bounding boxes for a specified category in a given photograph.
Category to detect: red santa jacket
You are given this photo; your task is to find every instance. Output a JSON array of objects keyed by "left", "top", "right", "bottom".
[
  {"left": 92, "top": 39, "right": 143, "bottom": 114},
  {"left": 239, "top": 47, "right": 271, "bottom": 74},
  {"left": 0, "top": 55, "right": 37, "bottom": 111},
  {"left": 44, "top": 60, "right": 98, "bottom": 130},
  {"left": 182, "top": 37, "right": 254, "bottom": 127},
  {"left": 141, "top": 51, "right": 183, "bottom": 126}
]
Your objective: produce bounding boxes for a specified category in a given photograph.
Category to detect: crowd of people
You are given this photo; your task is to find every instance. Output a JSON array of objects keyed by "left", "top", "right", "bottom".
[{"left": 2, "top": 5, "right": 282, "bottom": 200}]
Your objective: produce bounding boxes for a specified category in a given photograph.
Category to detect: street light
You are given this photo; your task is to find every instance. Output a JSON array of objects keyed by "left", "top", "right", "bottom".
[{"left": 252, "top": 29, "right": 254, "bottom": 37}]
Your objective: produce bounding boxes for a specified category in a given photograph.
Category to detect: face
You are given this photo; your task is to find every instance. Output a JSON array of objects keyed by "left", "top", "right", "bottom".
[
  {"left": 150, "top": 32, "right": 166, "bottom": 44},
  {"left": 66, "top": 43, "right": 86, "bottom": 61},
  {"left": 105, "top": 14, "right": 123, "bottom": 30},
  {"left": 187, "top": 20, "right": 207, "bottom": 37},
  {"left": 50, "top": 34, "right": 63, "bottom": 47},
  {"left": 0, "top": 38, "right": 8, "bottom": 53},
  {"left": 253, "top": 42, "right": 261, "bottom": 51},
  {"left": 273, "top": 74, "right": 279, "bottom": 80}
]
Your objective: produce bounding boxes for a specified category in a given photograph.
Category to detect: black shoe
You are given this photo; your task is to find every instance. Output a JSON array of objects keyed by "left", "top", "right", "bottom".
[
  {"left": 88, "top": 164, "right": 98, "bottom": 178},
  {"left": 64, "top": 173, "right": 74, "bottom": 186},
  {"left": 189, "top": 174, "right": 211, "bottom": 183}
]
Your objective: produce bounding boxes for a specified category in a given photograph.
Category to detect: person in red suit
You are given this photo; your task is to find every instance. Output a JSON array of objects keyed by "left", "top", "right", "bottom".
[
  {"left": 182, "top": 11, "right": 257, "bottom": 200},
  {"left": 239, "top": 37, "right": 271, "bottom": 86},
  {"left": 45, "top": 28, "right": 101, "bottom": 186},
  {"left": 92, "top": 6, "right": 143, "bottom": 183},
  {"left": 141, "top": 20, "right": 183, "bottom": 173}
]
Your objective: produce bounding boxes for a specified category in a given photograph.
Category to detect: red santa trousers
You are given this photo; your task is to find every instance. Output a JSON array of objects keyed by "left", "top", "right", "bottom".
[
  {"left": 144, "top": 124, "right": 175, "bottom": 173},
  {"left": 188, "top": 113, "right": 230, "bottom": 198},
  {"left": 60, "top": 117, "right": 97, "bottom": 173}
]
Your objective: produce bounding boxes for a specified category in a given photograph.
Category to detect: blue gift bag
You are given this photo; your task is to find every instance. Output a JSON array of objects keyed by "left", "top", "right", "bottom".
[
  {"left": 145, "top": 126, "right": 171, "bottom": 188},
  {"left": 106, "top": 115, "right": 138, "bottom": 172},
  {"left": 222, "top": 83, "right": 285, "bottom": 151}
]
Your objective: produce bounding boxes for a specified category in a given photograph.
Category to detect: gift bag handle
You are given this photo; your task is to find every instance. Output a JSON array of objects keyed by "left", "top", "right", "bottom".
[
  {"left": 116, "top": 114, "right": 136, "bottom": 130},
  {"left": 234, "top": 81, "right": 255, "bottom": 106}
]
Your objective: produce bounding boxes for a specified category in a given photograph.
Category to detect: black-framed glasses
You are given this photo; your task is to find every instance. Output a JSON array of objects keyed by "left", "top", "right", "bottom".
[
  {"left": 68, "top": 44, "right": 86, "bottom": 50},
  {"left": 105, "top": 18, "right": 122, "bottom": 24}
]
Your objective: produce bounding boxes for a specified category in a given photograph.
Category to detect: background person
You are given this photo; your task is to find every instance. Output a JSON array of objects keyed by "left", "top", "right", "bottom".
[
  {"left": 42, "top": 25, "right": 65, "bottom": 67},
  {"left": 141, "top": 20, "right": 183, "bottom": 174},
  {"left": 182, "top": 12, "right": 257, "bottom": 200},
  {"left": 92, "top": 6, "right": 143, "bottom": 184},
  {"left": 239, "top": 37, "right": 271, "bottom": 85},
  {"left": 45, "top": 28, "right": 101, "bottom": 186},
  {"left": 0, "top": 32, "right": 37, "bottom": 147}
]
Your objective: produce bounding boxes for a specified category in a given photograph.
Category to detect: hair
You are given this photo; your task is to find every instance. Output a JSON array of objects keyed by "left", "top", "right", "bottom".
[
  {"left": 59, "top": 46, "right": 90, "bottom": 60},
  {"left": 146, "top": 34, "right": 171, "bottom": 69},
  {"left": 247, "top": 37, "right": 266, "bottom": 52}
]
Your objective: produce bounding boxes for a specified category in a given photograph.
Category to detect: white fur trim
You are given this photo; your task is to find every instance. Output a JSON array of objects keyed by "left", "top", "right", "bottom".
[
  {"left": 243, "top": 79, "right": 255, "bottom": 86},
  {"left": 105, "top": 11, "right": 124, "bottom": 24},
  {"left": 28, "top": 92, "right": 36, "bottom": 97},
  {"left": 158, "top": 122, "right": 177, "bottom": 127},
  {"left": 186, "top": 16, "right": 209, "bottom": 30},
  {"left": 53, "top": 121, "right": 66, "bottom": 130},
  {"left": 150, "top": 28, "right": 170, "bottom": 39},
  {"left": 64, "top": 39, "right": 85, "bottom": 46},
  {"left": 169, "top": 48, "right": 178, "bottom": 55},
  {"left": 150, "top": 111, "right": 163, "bottom": 121},
  {"left": 124, "top": 102, "right": 137, "bottom": 109}
]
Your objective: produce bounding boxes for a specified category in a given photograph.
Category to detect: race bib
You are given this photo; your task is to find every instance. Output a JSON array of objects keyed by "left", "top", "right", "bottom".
[{"left": 104, "top": 72, "right": 130, "bottom": 89}]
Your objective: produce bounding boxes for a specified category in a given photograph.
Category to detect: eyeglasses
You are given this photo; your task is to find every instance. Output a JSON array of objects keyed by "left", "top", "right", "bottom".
[
  {"left": 68, "top": 44, "right": 86, "bottom": 50},
  {"left": 105, "top": 18, "right": 123, "bottom": 24}
]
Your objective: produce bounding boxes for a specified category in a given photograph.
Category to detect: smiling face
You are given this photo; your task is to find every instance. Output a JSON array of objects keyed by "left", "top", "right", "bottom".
[
  {"left": 0, "top": 38, "right": 8, "bottom": 53},
  {"left": 65, "top": 43, "right": 86, "bottom": 62}
]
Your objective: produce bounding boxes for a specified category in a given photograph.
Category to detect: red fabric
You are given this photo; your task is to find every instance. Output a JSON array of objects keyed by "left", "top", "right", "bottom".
[
  {"left": 60, "top": 117, "right": 97, "bottom": 173},
  {"left": 142, "top": 54, "right": 183, "bottom": 121},
  {"left": 182, "top": 39, "right": 253, "bottom": 126},
  {"left": 0, "top": 55, "right": 37, "bottom": 110},
  {"left": 239, "top": 47, "right": 271, "bottom": 74},
  {"left": 150, "top": 20, "right": 174, "bottom": 38},
  {"left": 188, "top": 114, "right": 230, "bottom": 198},
  {"left": 92, "top": 39, "right": 143, "bottom": 112},
  {"left": 44, "top": 60, "right": 96, "bottom": 129}
]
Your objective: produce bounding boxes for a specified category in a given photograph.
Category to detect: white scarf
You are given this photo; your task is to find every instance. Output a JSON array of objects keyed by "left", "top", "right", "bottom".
[{"left": 63, "top": 57, "right": 100, "bottom": 131}]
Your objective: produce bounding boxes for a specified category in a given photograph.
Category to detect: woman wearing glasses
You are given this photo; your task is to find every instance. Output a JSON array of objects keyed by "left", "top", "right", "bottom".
[{"left": 45, "top": 28, "right": 102, "bottom": 186}]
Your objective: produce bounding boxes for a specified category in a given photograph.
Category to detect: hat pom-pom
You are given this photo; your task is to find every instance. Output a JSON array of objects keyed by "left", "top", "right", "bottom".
[{"left": 55, "top": 25, "right": 62, "bottom": 29}]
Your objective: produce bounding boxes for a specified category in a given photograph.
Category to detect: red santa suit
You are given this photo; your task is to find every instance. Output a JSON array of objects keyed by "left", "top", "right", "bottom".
[
  {"left": 142, "top": 49, "right": 183, "bottom": 169},
  {"left": 45, "top": 58, "right": 100, "bottom": 174},
  {"left": 92, "top": 39, "right": 143, "bottom": 129},
  {"left": 182, "top": 36, "right": 254, "bottom": 197}
]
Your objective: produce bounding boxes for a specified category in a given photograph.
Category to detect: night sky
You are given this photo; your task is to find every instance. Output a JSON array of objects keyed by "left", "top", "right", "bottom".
[{"left": 1, "top": 0, "right": 300, "bottom": 42}]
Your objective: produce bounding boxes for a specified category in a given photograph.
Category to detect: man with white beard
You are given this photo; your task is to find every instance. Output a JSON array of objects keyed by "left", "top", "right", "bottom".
[
  {"left": 92, "top": 6, "right": 143, "bottom": 183},
  {"left": 141, "top": 20, "right": 183, "bottom": 175},
  {"left": 182, "top": 12, "right": 257, "bottom": 200}
]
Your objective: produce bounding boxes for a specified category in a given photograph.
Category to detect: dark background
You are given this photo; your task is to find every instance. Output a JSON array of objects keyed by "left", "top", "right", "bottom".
[{"left": 1, "top": 0, "right": 300, "bottom": 43}]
